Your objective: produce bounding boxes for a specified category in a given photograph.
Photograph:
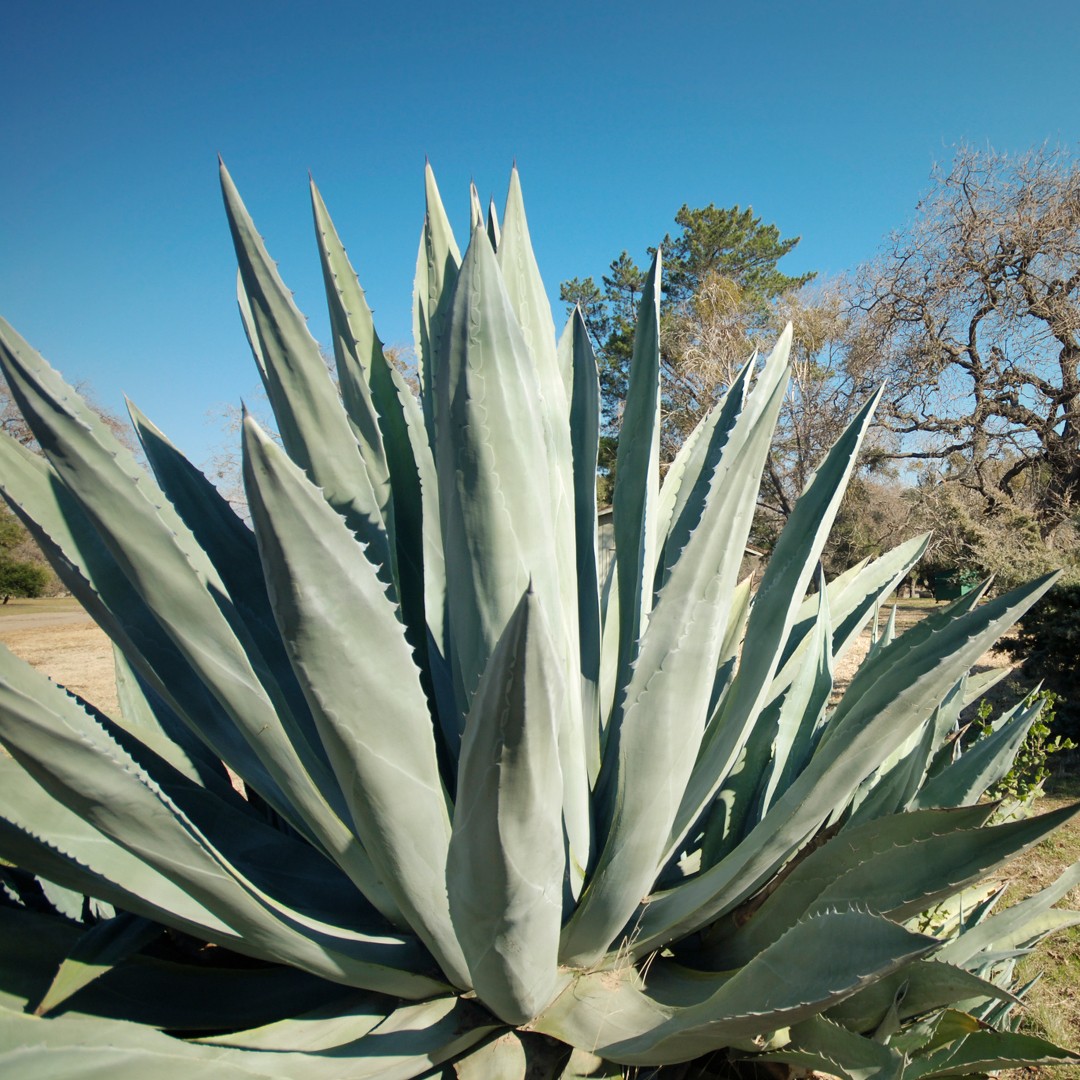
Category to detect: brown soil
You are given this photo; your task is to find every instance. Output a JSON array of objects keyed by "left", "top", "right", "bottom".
[{"left": 0, "top": 607, "right": 118, "bottom": 716}]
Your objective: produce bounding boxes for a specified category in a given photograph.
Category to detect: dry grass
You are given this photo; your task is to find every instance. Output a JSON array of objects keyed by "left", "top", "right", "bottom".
[{"left": 997, "top": 774, "right": 1080, "bottom": 1079}]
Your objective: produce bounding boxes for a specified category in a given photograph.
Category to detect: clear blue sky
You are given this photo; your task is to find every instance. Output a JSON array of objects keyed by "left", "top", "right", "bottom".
[{"left": 3, "top": 0, "right": 1079, "bottom": 468}]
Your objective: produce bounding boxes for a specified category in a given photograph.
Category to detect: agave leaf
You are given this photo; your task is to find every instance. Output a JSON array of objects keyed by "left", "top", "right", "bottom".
[
  {"left": 913, "top": 695, "right": 1045, "bottom": 810},
  {"left": 748, "top": 1015, "right": 905, "bottom": 1080},
  {"left": 486, "top": 196, "right": 501, "bottom": 250},
  {"left": 0, "top": 904, "right": 348, "bottom": 1030},
  {"left": 936, "top": 859, "right": 1080, "bottom": 967},
  {"left": 32, "top": 911, "right": 163, "bottom": 1017},
  {"left": 704, "top": 805, "right": 995, "bottom": 965},
  {"left": 814, "top": 803, "right": 1080, "bottom": 923},
  {"left": 111, "top": 644, "right": 234, "bottom": 799},
  {"left": 849, "top": 675, "right": 973, "bottom": 825},
  {"left": 0, "top": 433, "right": 305, "bottom": 821},
  {"left": 498, "top": 168, "right": 585, "bottom": 790},
  {"left": 888, "top": 1008, "right": 984, "bottom": 1057},
  {"left": 0, "top": 904, "right": 105, "bottom": 1011},
  {"left": 126, "top": 403, "right": 273, "bottom": 639},
  {"left": 0, "top": 760, "right": 238, "bottom": 939},
  {"left": 435, "top": 226, "right": 591, "bottom": 887},
  {"left": 414, "top": 161, "right": 461, "bottom": 447},
  {"left": 310, "top": 181, "right": 423, "bottom": 586},
  {"left": 0, "top": 320, "right": 217, "bottom": 589},
  {"left": 1, "top": 862, "right": 102, "bottom": 923},
  {"left": 967, "top": 908, "right": 1080, "bottom": 959},
  {"left": 556, "top": 1049, "right": 622, "bottom": 1078},
  {"left": 903, "top": 1028, "right": 1080, "bottom": 1078},
  {"left": 560, "top": 309, "right": 602, "bottom": 780},
  {"left": 848, "top": 716, "right": 941, "bottom": 826},
  {"left": 200, "top": 994, "right": 499, "bottom": 1077},
  {"left": 0, "top": 665, "right": 433, "bottom": 982},
  {"left": 610, "top": 251, "right": 662, "bottom": 694},
  {"left": 630, "top": 572, "right": 1060, "bottom": 956},
  {"left": 543, "top": 908, "right": 937, "bottom": 1066},
  {"left": 701, "top": 569, "right": 835, "bottom": 869},
  {"left": 453, "top": 1031, "right": 527, "bottom": 1078},
  {"left": 447, "top": 588, "right": 567, "bottom": 1025},
  {"left": 498, "top": 167, "right": 563, "bottom": 407},
  {"left": 828, "top": 585, "right": 990, "bottom": 748},
  {"left": 195, "top": 991, "right": 387, "bottom": 1050},
  {"left": 0, "top": 659, "right": 445, "bottom": 996},
  {"left": 126, "top": 402, "right": 322, "bottom": 750},
  {"left": 700, "top": 573, "right": 755, "bottom": 731},
  {"left": 0, "top": 1008, "right": 275, "bottom": 1079},
  {"left": 220, "top": 161, "right": 392, "bottom": 575},
  {"left": 824, "top": 961, "right": 1015, "bottom": 1032},
  {"left": 469, "top": 181, "right": 485, "bottom": 233},
  {"left": 0, "top": 994, "right": 499, "bottom": 1080},
  {"left": 242, "top": 417, "right": 468, "bottom": 989},
  {"left": 757, "top": 572, "right": 835, "bottom": 816},
  {"left": 963, "top": 666, "right": 1013, "bottom": 710},
  {"left": 434, "top": 224, "right": 557, "bottom": 705},
  {"left": 597, "top": 557, "right": 620, "bottom": 740},
  {"left": 779, "top": 533, "right": 930, "bottom": 688},
  {"left": 0, "top": 330, "right": 371, "bottom": 877},
  {"left": 671, "top": 384, "right": 884, "bottom": 865},
  {"left": 560, "top": 338, "right": 789, "bottom": 967},
  {"left": 309, "top": 179, "right": 458, "bottom": 754},
  {"left": 654, "top": 353, "right": 755, "bottom": 588}
]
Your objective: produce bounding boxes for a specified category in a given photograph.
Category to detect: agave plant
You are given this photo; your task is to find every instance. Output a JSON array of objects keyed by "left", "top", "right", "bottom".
[{"left": 0, "top": 162, "right": 1078, "bottom": 1080}]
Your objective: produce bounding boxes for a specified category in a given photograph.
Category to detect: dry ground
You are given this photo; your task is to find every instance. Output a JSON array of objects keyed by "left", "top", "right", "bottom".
[
  {"left": 1, "top": 595, "right": 1078, "bottom": 1072},
  {"left": 0, "top": 596, "right": 247, "bottom": 813},
  {"left": 0, "top": 597, "right": 118, "bottom": 716}
]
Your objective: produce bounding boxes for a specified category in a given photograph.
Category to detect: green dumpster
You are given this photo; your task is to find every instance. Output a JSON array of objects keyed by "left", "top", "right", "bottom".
[{"left": 931, "top": 570, "right": 980, "bottom": 601}]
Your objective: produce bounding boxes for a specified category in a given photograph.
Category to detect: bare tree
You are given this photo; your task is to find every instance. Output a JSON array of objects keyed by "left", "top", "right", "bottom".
[
  {"left": 761, "top": 285, "right": 889, "bottom": 519},
  {"left": 663, "top": 278, "right": 887, "bottom": 520},
  {"left": 1, "top": 375, "right": 133, "bottom": 452},
  {"left": 855, "top": 145, "right": 1080, "bottom": 541}
]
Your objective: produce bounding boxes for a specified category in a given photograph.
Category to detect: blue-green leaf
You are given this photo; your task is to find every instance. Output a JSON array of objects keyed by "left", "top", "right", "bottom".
[
  {"left": 413, "top": 162, "right": 461, "bottom": 449},
  {"left": 242, "top": 417, "right": 467, "bottom": 989},
  {"left": 560, "top": 309, "right": 602, "bottom": 780},
  {"left": 220, "top": 161, "right": 392, "bottom": 574},
  {"left": 32, "top": 911, "right": 162, "bottom": 1017},
  {"left": 610, "top": 251, "right": 662, "bottom": 693},
  {"left": 447, "top": 589, "right": 567, "bottom": 1024}
]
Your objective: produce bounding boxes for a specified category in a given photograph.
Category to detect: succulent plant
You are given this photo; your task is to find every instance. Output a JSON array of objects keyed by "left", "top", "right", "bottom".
[{"left": 0, "top": 162, "right": 1078, "bottom": 1079}]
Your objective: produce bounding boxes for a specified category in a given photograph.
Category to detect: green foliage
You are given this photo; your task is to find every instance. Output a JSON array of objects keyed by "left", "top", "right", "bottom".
[
  {"left": 561, "top": 202, "right": 812, "bottom": 433},
  {"left": 0, "top": 508, "right": 49, "bottom": 601},
  {"left": 910, "top": 472, "right": 1080, "bottom": 596},
  {"left": 0, "top": 558, "right": 48, "bottom": 601},
  {"left": 660, "top": 203, "right": 814, "bottom": 307},
  {"left": 972, "top": 691, "right": 1077, "bottom": 805},
  {"left": 0, "top": 164, "right": 1078, "bottom": 1079},
  {"left": 1002, "top": 584, "right": 1080, "bottom": 739}
]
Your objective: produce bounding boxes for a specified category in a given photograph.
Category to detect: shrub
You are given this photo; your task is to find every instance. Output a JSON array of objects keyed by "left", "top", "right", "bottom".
[
  {"left": 0, "top": 557, "right": 48, "bottom": 602},
  {"left": 1002, "top": 583, "right": 1080, "bottom": 741}
]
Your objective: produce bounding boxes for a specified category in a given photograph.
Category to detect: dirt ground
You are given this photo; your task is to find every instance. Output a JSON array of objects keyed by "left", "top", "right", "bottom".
[{"left": 0, "top": 603, "right": 118, "bottom": 716}]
